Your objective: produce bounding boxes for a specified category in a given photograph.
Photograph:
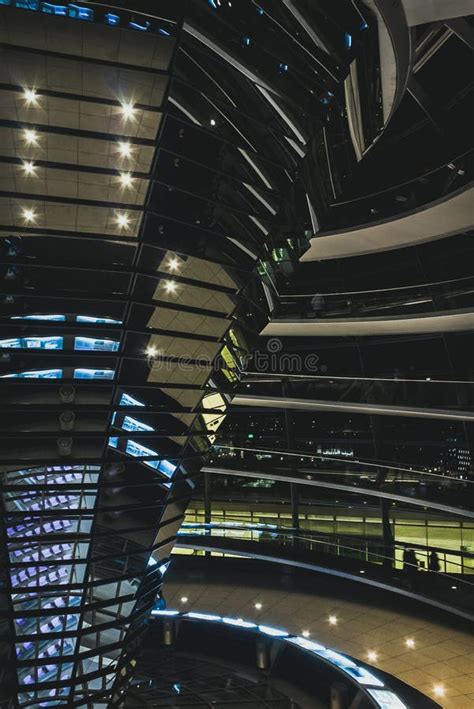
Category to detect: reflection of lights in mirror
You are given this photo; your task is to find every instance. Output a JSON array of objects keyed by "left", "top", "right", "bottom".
[
  {"left": 22, "top": 207, "right": 37, "bottom": 224},
  {"left": 118, "top": 142, "right": 132, "bottom": 158},
  {"left": 120, "top": 102, "right": 136, "bottom": 120},
  {"left": 23, "top": 88, "right": 39, "bottom": 105},
  {"left": 22, "top": 161, "right": 36, "bottom": 176},
  {"left": 164, "top": 280, "right": 177, "bottom": 294},
  {"left": 23, "top": 129, "right": 39, "bottom": 145},
  {"left": 115, "top": 213, "right": 131, "bottom": 229},
  {"left": 119, "top": 172, "right": 133, "bottom": 188}
]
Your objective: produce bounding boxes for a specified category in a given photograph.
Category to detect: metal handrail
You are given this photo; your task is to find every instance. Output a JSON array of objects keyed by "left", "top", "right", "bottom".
[
  {"left": 181, "top": 519, "right": 474, "bottom": 562},
  {"left": 328, "top": 149, "right": 472, "bottom": 207},
  {"left": 180, "top": 523, "right": 474, "bottom": 583},
  {"left": 282, "top": 275, "right": 474, "bottom": 299}
]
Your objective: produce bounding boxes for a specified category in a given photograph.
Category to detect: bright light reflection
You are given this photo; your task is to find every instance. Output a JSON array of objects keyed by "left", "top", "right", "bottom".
[
  {"left": 120, "top": 102, "right": 136, "bottom": 120},
  {"left": 115, "top": 212, "right": 131, "bottom": 229},
  {"left": 163, "top": 280, "right": 177, "bottom": 294},
  {"left": 23, "top": 129, "right": 38, "bottom": 145},
  {"left": 118, "top": 142, "right": 132, "bottom": 158},
  {"left": 258, "top": 625, "right": 288, "bottom": 637},
  {"left": 222, "top": 617, "right": 256, "bottom": 628},
  {"left": 187, "top": 612, "right": 221, "bottom": 621},
  {"left": 23, "top": 88, "right": 39, "bottom": 105},
  {"left": 119, "top": 172, "right": 133, "bottom": 188},
  {"left": 22, "top": 207, "right": 36, "bottom": 223},
  {"left": 22, "top": 161, "right": 36, "bottom": 176}
]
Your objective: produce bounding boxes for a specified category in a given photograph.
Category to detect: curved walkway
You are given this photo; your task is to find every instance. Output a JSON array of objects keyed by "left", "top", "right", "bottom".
[
  {"left": 232, "top": 394, "right": 474, "bottom": 422},
  {"left": 164, "top": 557, "right": 474, "bottom": 707},
  {"left": 301, "top": 184, "right": 474, "bottom": 261},
  {"left": 202, "top": 466, "right": 474, "bottom": 519},
  {"left": 261, "top": 308, "right": 474, "bottom": 337},
  {"left": 174, "top": 536, "right": 474, "bottom": 622}
]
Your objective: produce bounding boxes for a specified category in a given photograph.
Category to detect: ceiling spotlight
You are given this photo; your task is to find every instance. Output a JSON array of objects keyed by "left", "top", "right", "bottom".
[
  {"left": 22, "top": 207, "right": 37, "bottom": 224},
  {"left": 163, "top": 280, "right": 177, "bottom": 294},
  {"left": 23, "top": 88, "right": 39, "bottom": 105},
  {"left": 115, "top": 212, "right": 131, "bottom": 229},
  {"left": 119, "top": 172, "right": 133, "bottom": 188},
  {"left": 433, "top": 685, "right": 445, "bottom": 698},
  {"left": 405, "top": 638, "right": 415, "bottom": 649},
  {"left": 302, "top": 630, "right": 310, "bottom": 638},
  {"left": 23, "top": 129, "right": 39, "bottom": 146},
  {"left": 367, "top": 651, "right": 378, "bottom": 662},
  {"left": 22, "top": 161, "right": 36, "bottom": 176},
  {"left": 120, "top": 102, "right": 136, "bottom": 120},
  {"left": 180, "top": 596, "right": 188, "bottom": 604},
  {"left": 168, "top": 257, "right": 180, "bottom": 272},
  {"left": 146, "top": 345, "right": 158, "bottom": 358},
  {"left": 254, "top": 602, "right": 262, "bottom": 610},
  {"left": 328, "top": 615, "right": 338, "bottom": 626},
  {"left": 210, "top": 119, "right": 216, "bottom": 126},
  {"left": 118, "top": 142, "right": 132, "bottom": 158}
]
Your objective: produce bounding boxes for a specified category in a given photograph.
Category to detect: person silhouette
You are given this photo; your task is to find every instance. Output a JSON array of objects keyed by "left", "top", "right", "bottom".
[{"left": 428, "top": 550, "right": 441, "bottom": 572}]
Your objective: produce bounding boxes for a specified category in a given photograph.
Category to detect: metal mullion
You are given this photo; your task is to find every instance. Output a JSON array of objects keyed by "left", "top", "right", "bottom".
[
  {"left": 0, "top": 188, "right": 145, "bottom": 213},
  {"left": 0, "top": 82, "right": 163, "bottom": 113},
  {"left": 0, "top": 118, "right": 156, "bottom": 148}
]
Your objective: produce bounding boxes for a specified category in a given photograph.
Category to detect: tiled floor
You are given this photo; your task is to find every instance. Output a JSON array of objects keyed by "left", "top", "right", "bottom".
[{"left": 163, "top": 564, "right": 474, "bottom": 708}]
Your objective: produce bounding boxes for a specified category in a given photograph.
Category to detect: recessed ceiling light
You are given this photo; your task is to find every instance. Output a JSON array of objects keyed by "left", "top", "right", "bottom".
[
  {"left": 210, "top": 119, "right": 216, "bottom": 126},
  {"left": 119, "top": 172, "right": 133, "bottom": 188},
  {"left": 367, "top": 651, "right": 378, "bottom": 662},
  {"left": 405, "top": 638, "right": 415, "bottom": 649},
  {"left": 120, "top": 102, "right": 136, "bottom": 120},
  {"left": 22, "top": 207, "right": 37, "bottom": 224},
  {"left": 163, "top": 280, "right": 177, "bottom": 294},
  {"left": 22, "top": 161, "right": 36, "bottom": 176},
  {"left": 145, "top": 345, "right": 158, "bottom": 358},
  {"left": 254, "top": 602, "right": 262, "bottom": 610},
  {"left": 118, "top": 142, "right": 132, "bottom": 158},
  {"left": 302, "top": 630, "right": 310, "bottom": 638},
  {"left": 328, "top": 615, "right": 338, "bottom": 626},
  {"left": 115, "top": 212, "right": 131, "bottom": 229},
  {"left": 23, "top": 129, "right": 39, "bottom": 146},
  {"left": 23, "top": 88, "right": 39, "bottom": 105},
  {"left": 433, "top": 684, "right": 445, "bottom": 698},
  {"left": 180, "top": 596, "right": 188, "bottom": 604}
]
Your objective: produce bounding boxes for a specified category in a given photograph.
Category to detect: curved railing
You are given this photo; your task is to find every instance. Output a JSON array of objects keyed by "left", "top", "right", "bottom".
[
  {"left": 205, "top": 447, "right": 474, "bottom": 516},
  {"left": 149, "top": 610, "right": 435, "bottom": 709},
  {"left": 179, "top": 521, "right": 474, "bottom": 576},
  {"left": 278, "top": 275, "right": 474, "bottom": 320},
  {"left": 325, "top": 151, "right": 473, "bottom": 230},
  {"left": 176, "top": 525, "right": 474, "bottom": 619}
]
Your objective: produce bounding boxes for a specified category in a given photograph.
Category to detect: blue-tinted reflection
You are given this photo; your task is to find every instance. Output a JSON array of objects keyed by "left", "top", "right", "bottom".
[
  {"left": 74, "top": 368, "right": 114, "bottom": 380},
  {"left": 74, "top": 337, "right": 119, "bottom": 352}
]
